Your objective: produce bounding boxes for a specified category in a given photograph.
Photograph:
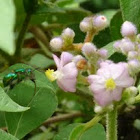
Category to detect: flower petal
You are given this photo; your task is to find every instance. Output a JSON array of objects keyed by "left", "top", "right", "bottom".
[
  {"left": 62, "top": 62, "right": 78, "bottom": 79},
  {"left": 88, "top": 75, "right": 105, "bottom": 84},
  {"left": 110, "top": 63, "right": 126, "bottom": 79},
  {"left": 93, "top": 89, "right": 113, "bottom": 106},
  {"left": 57, "top": 78, "right": 77, "bottom": 92},
  {"left": 97, "top": 67, "right": 111, "bottom": 79},
  {"left": 53, "top": 54, "right": 60, "bottom": 69},
  {"left": 115, "top": 77, "right": 134, "bottom": 87},
  {"left": 112, "top": 87, "right": 123, "bottom": 101},
  {"left": 60, "top": 52, "right": 73, "bottom": 66}
]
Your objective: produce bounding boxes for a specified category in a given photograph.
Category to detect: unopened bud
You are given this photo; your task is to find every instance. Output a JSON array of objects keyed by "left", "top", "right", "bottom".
[
  {"left": 93, "top": 15, "right": 107, "bottom": 31},
  {"left": 120, "top": 39, "right": 135, "bottom": 54},
  {"left": 80, "top": 17, "right": 93, "bottom": 32},
  {"left": 73, "top": 55, "right": 87, "bottom": 70},
  {"left": 94, "top": 105, "right": 103, "bottom": 113},
  {"left": 129, "top": 86, "right": 138, "bottom": 96},
  {"left": 128, "top": 59, "right": 140, "bottom": 73},
  {"left": 62, "top": 28, "right": 75, "bottom": 39},
  {"left": 113, "top": 40, "right": 121, "bottom": 51},
  {"left": 98, "top": 48, "right": 108, "bottom": 59},
  {"left": 121, "top": 21, "right": 137, "bottom": 37},
  {"left": 50, "top": 37, "right": 63, "bottom": 51},
  {"left": 82, "top": 42, "right": 97, "bottom": 57},
  {"left": 73, "top": 55, "right": 85, "bottom": 63},
  {"left": 128, "top": 51, "right": 138, "bottom": 60},
  {"left": 136, "top": 34, "right": 140, "bottom": 42}
]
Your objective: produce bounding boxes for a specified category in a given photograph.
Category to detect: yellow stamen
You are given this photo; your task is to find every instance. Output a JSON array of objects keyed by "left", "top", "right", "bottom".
[
  {"left": 45, "top": 69, "right": 56, "bottom": 81},
  {"left": 105, "top": 78, "right": 116, "bottom": 90}
]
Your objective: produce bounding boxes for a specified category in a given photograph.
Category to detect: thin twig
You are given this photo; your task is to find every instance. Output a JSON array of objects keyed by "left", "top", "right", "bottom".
[
  {"left": 30, "top": 26, "right": 50, "bottom": 50},
  {"left": 29, "top": 26, "right": 52, "bottom": 58},
  {"left": 43, "top": 111, "right": 84, "bottom": 126}
]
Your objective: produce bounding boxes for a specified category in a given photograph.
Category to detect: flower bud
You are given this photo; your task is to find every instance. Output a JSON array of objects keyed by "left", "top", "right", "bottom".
[
  {"left": 128, "top": 59, "right": 140, "bottom": 73},
  {"left": 50, "top": 37, "right": 63, "bottom": 51},
  {"left": 73, "top": 55, "right": 87, "bottom": 70},
  {"left": 97, "top": 48, "right": 108, "bottom": 59},
  {"left": 136, "top": 34, "right": 140, "bottom": 42},
  {"left": 73, "top": 55, "right": 85, "bottom": 63},
  {"left": 94, "top": 105, "right": 103, "bottom": 113},
  {"left": 120, "top": 39, "right": 135, "bottom": 54},
  {"left": 80, "top": 17, "right": 93, "bottom": 32},
  {"left": 93, "top": 15, "right": 107, "bottom": 31},
  {"left": 128, "top": 51, "right": 138, "bottom": 60},
  {"left": 113, "top": 40, "right": 121, "bottom": 51},
  {"left": 61, "top": 28, "right": 75, "bottom": 39},
  {"left": 121, "top": 21, "right": 137, "bottom": 37},
  {"left": 128, "top": 86, "right": 138, "bottom": 96},
  {"left": 82, "top": 42, "right": 97, "bottom": 57}
]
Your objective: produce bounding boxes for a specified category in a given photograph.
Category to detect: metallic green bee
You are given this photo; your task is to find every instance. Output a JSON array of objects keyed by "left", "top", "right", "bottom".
[{"left": 3, "top": 68, "right": 35, "bottom": 89}]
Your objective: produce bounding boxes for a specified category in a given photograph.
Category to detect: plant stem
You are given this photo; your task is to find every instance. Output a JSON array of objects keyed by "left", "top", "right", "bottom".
[
  {"left": 106, "top": 106, "right": 118, "bottom": 140},
  {"left": 84, "top": 114, "right": 103, "bottom": 130},
  {"left": 43, "top": 111, "right": 83, "bottom": 126},
  {"left": 15, "top": 14, "right": 31, "bottom": 58},
  {"left": 84, "top": 30, "right": 96, "bottom": 43}
]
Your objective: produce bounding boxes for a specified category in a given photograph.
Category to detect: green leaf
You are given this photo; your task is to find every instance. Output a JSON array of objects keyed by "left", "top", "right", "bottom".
[
  {"left": 0, "top": 112, "right": 6, "bottom": 128},
  {"left": 0, "top": 130, "right": 18, "bottom": 140},
  {"left": 69, "top": 24, "right": 85, "bottom": 43},
  {"left": 102, "top": 41, "right": 115, "bottom": 57},
  {"left": 4, "top": 64, "right": 58, "bottom": 139},
  {"left": 29, "top": 54, "right": 54, "bottom": 69},
  {"left": 54, "top": 123, "right": 106, "bottom": 140},
  {"left": 46, "top": 8, "right": 91, "bottom": 25},
  {"left": 56, "top": 0, "right": 87, "bottom": 8},
  {"left": 69, "top": 123, "right": 105, "bottom": 140},
  {"left": 0, "top": 87, "right": 29, "bottom": 112},
  {"left": 110, "top": 11, "right": 123, "bottom": 40},
  {"left": 79, "top": 124, "right": 106, "bottom": 140},
  {"left": 68, "top": 124, "right": 85, "bottom": 140},
  {"left": 109, "top": 52, "right": 127, "bottom": 62},
  {"left": 93, "top": 28, "right": 112, "bottom": 48},
  {"left": 35, "top": 3, "right": 65, "bottom": 14},
  {"left": 54, "top": 123, "right": 79, "bottom": 140},
  {"left": 0, "top": 0, "right": 16, "bottom": 55},
  {"left": 120, "top": 0, "right": 140, "bottom": 31}
]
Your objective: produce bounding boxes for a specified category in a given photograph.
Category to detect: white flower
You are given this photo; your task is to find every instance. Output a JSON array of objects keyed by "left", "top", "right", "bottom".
[{"left": 88, "top": 62, "right": 134, "bottom": 106}]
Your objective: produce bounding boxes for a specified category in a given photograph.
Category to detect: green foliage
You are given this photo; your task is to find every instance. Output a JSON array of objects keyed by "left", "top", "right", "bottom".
[
  {"left": 0, "top": 130, "right": 18, "bottom": 140},
  {"left": 0, "top": 0, "right": 15, "bottom": 55},
  {"left": 102, "top": 41, "right": 116, "bottom": 57},
  {"left": 54, "top": 123, "right": 79, "bottom": 140},
  {"left": 54, "top": 123, "right": 106, "bottom": 140},
  {"left": 0, "top": 0, "right": 139, "bottom": 139},
  {"left": 3, "top": 64, "right": 57, "bottom": 139},
  {"left": 110, "top": 11, "right": 123, "bottom": 40},
  {"left": 134, "top": 119, "right": 140, "bottom": 130},
  {"left": 120, "top": 0, "right": 140, "bottom": 32},
  {"left": 29, "top": 54, "right": 54, "bottom": 69},
  {"left": 0, "top": 86, "right": 29, "bottom": 112},
  {"left": 94, "top": 28, "right": 112, "bottom": 48}
]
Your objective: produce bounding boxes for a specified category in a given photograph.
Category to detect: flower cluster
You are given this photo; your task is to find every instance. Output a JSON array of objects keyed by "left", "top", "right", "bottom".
[
  {"left": 45, "top": 15, "right": 138, "bottom": 109},
  {"left": 50, "top": 28, "right": 75, "bottom": 51},
  {"left": 113, "top": 21, "right": 140, "bottom": 74}
]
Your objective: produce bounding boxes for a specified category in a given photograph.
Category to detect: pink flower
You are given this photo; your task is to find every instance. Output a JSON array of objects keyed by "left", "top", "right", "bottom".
[
  {"left": 46, "top": 52, "right": 78, "bottom": 92},
  {"left": 88, "top": 62, "right": 134, "bottom": 106}
]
